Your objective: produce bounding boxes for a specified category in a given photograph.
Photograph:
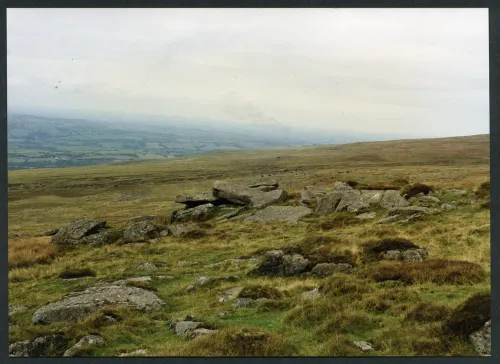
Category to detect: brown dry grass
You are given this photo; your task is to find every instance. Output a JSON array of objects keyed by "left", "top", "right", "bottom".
[{"left": 8, "top": 237, "right": 57, "bottom": 269}]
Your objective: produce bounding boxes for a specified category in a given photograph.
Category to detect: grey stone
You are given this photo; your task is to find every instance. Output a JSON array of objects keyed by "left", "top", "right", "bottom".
[
  {"left": 377, "top": 215, "right": 406, "bottom": 224},
  {"left": 446, "top": 189, "right": 468, "bottom": 196},
  {"left": 301, "top": 288, "right": 321, "bottom": 300},
  {"left": 355, "top": 212, "right": 377, "bottom": 220},
  {"left": 300, "top": 186, "right": 330, "bottom": 207},
  {"left": 119, "top": 349, "right": 148, "bottom": 357},
  {"left": 186, "top": 285, "right": 196, "bottom": 293},
  {"left": 253, "top": 250, "right": 285, "bottom": 275},
  {"left": 314, "top": 192, "right": 343, "bottom": 215},
  {"left": 123, "top": 221, "right": 160, "bottom": 243},
  {"left": 52, "top": 218, "right": 107, "bottom": 245},
  {"left": 232, "top": 298, "right": 256, "bottom": 308},
  {"left": 190, "top": 328, "right": 218, "bottom": 340},
  {"left": 172, "top": 203, "right": 217, "bottom": 223},
  {"left": 283, "top": 254, "right": 310, "bottom": 276},
  {"left": 382, "top": 249, "right": 428, "bottom": 262},
  {"left": 136, "top": 262, "right": 158, "bottom": 271},
  {"left": 63, "top": 335, "right": 105, "bottom": 357},
  {"left": 212, "top": 181, "right": 252, "bottom": 205},
  {"left": 249, "top": 189, "right": 287, "bottom": 208},
  {"left": 248, "top": 180, "right": 279, "bottom": 191},
  {"left": 245, "top": 206, "right": 312, "bottom": 223},
  {"left": 32, "top": 282, "right": 165, "bottom": 324},
  {"left": 469, "top": 320, "right": 491, "bottom": 356},
  {"left": 353, "top": 341, "right": 375, "bottom": 352},
  {"left": 174, "top": 321, "right": 203, "bottom": 337},
  {"left": 175, "top": 192, "right": 218, "bottom": 207},
  {"left": 380, "top": 190, "right": 410, "bottom": 209},
  {"left": 81, "top": 231, "right": 122, "bottom": 246},
  {"left": 311, "top": 263, "right": 353, "bottom": 277},
  {"left": 441, "top": 203, "right": 457, "bottom": 211}
]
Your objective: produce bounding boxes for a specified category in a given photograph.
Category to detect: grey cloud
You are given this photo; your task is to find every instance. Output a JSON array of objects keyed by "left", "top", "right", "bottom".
[{"left": 7, "top": 8, "right": 489, "bottom": 137}]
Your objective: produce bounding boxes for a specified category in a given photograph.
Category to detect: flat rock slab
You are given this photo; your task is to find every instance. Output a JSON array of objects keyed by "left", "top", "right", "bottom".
[
  {"left": 245, "top": 206, "right": 312, "bottom": 223},
  {"left": 213, "top": 181, "right": 252, "bottom": 205},
  {"left": 250, "top": 189, "right": 287, "bottom": 208},
  {"left": 382, "top": 249, "right": 429, "bottom": 262},
  {"left": 32, "top": 282, "right": 165, "bottom": 324}
]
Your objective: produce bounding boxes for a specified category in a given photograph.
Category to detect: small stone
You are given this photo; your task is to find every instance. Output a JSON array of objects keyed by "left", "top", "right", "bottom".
[
  {"left": 441, "top": 203, "right": 457, "bottom": 211},
  {"left": 218, "top": 311, "right": 229, "bottom": 318},
  {"left": 186, "top": 285, "right": 196, "bottom": 293},
  {"left": 232, "top": 298, "right": 256, "bottom": 308},
  {"left": 136, "top": 262, "right": 158, "bottom": 271},
  {"left": 301, "top": 288, "right": 321, "bottom": 300},
  {"left": 353, "top": 341, "right": 375, "bottom": 352},
  {"left": 355, "top": 212, "right": 377, "bottom": 220}
]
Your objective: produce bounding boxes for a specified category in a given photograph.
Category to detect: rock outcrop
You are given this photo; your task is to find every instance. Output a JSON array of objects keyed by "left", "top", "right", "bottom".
[
  {"left": 32, "top": 281, "right": 165, "bottom": 324},
  {"left": 52, "top": 218, "right": 107, "bottom": 245}
]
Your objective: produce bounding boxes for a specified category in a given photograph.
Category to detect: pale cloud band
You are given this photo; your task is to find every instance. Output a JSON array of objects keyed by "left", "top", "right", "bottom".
[{"left": 7, "top": 8, "right": 489, "bottom": 137}]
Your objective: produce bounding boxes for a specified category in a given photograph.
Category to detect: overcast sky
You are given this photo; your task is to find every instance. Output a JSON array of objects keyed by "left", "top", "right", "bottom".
[{"left": 7, "top": 8, "right": 489, "bottom": 137}]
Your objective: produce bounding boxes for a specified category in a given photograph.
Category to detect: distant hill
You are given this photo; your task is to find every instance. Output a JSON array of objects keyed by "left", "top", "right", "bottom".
[{"left": 7, "top": 113, "right": 411, "bottom": 171}]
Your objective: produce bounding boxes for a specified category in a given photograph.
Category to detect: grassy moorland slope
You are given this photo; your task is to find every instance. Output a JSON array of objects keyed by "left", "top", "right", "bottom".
[{"left": 8, "top": 134, "right": 490, "bottom": 356}]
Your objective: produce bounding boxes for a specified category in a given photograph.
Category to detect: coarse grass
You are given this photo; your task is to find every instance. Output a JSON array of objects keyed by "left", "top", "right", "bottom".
[
  {"left": 9, "top": 237, "right": 58, "bottom": 269},
  {"left": 7, "top": 134, "right": 491, "bottom": 356}
]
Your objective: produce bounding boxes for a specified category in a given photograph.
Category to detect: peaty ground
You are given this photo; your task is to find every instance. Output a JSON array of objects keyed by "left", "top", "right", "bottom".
[{"left": 8, "top": 134, "right": 490, "bottom": 356}]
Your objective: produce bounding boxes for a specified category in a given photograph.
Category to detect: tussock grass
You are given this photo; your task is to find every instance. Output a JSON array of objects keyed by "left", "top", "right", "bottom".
[
  {"left": 58, "top": 268, "right": 96, "bottom": 279},
  {"left": 7, "top": 135, "right": 490, "bottom": 356},
  {"left": 443, "top": 291, "right": 490, "bottom": 337},
  {"left": 9, "top": 237, "right": 58, "bottom": 269},
  {"left": 362, "top": 260, "right": 486, "bottom": 285},
  {"left": 164, "top": 327, "right": 296, "bottom": 356}
]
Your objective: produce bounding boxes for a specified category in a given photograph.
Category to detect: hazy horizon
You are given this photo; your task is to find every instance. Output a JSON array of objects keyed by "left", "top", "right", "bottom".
[{"left": 8, "top": 8, "right": 489, "bottom": 139}]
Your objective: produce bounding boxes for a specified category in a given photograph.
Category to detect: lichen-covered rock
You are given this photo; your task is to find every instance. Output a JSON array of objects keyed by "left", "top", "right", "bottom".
[
  {"left": 174, "top": 321, "right": 203, "bottom": 337},
  {"left": 314, "top": 192, "right": 343, "bottom": 215},
  {"left": 442, "top": 203, "right": 457, "bottom": 211},
  {"left": 175, "top": 192, "right": 219, "bottom": 208},
  {"left": 213, "top": 181, "right": 252, "bottom": 205},
  {"left": 52, "top": 218, "right": 107, "bottom": 245},
  {"left": 136, "top": 262, "right": 158, "bottom": 271},
  {"left": 300, "top": 186, "right": 330, "bottom": 207},
  {"left": 246, "top": 206, "right": 312, "bottom": 223},
  {"left": 380, "top": 190, "right": 410, "bottom": 209},
  {"left": 123, "top": 221, "right": 160, "bottom": 243},
  {"left": 283, "top": 254, "right": 310, "bottom": 276},
  {"left": 311, "top": 262, "right": 353, "bottom": 277},
  {"left": 252, "top": 250, "right": 285, "bottom": 275},
  {"left": 9, "top": 334, "right": 69, "bottom": 357},
  {"left": 353, "top": 341, "right": 375, "bottom": 352},
  {"left": 382, "top": 249, "right": 429, "bottom": 262},
  {"left": 248, "top": 180, "right": 279, "bottom": 192},
  {"left": 81, "top": 230, "right": 122, "bottom": 246},
  {"left": 172, "top": 203, "right": 217, "bottom": 223},
  {"left": 32, "top": 281, "right": 165, "bottom": 324},
  {"left": 301, "top": 288, "right": 321, "bottom": 300},
  {"left": 249, "top": 189, "right": 287, "bottom": 208},
  {"left": 469, "top": 320, "right": 491, "bottom": 356},
  {"left": 63, "top": 335, "right": 105, "bottom": 357},
  {"left": 190, "top": 328, "right": 219, "bottom": 340},
  {"left": 355, "top": 212, "right": 377, "bottom": 220}
]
